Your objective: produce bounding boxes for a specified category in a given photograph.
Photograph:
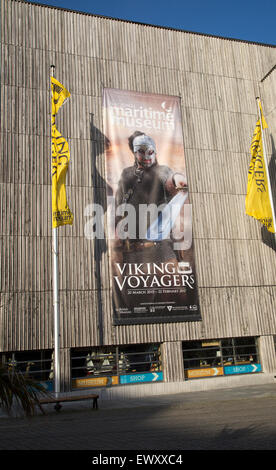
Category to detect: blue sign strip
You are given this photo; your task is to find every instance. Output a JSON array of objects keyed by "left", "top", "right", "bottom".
[
  {"left": 224, "top": 363, "right": 262, "bottom": 375},
  {"left": 39, "top": 380, "right": 54, "bottom": 391},
  {"left": 120, "top": 371, "right": 163, "bottom": 385}
]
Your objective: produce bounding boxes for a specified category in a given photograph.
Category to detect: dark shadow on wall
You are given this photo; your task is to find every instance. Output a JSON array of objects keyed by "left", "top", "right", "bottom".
[
  {"left": 261, "top": 134, "right": 276, "bottom": 251},
  {"left": 89, "top": 114, "right": 113, "bottom": 345}
]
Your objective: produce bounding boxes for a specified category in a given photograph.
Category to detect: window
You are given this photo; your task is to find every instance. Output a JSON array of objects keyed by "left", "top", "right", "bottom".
[
  {"left": 182, "top": 337, "right": 260, "bottom": 379},
  {"left": 71, "top": 346, "right": 117, "bottom": 379},
  {"left": 118, "top": 344, "right": 161, "bottom": 374},
  {"left": 0, "top": 350, "right": 53, "bottom": 382},
  {"left": 71, "top": 343, "right": 162, "bottom": 388},
  {"left": 221, "top": 337, "right": 258, "bottom": 365},
  {"left": 182, "top": 340, "right": 222, "bottom": 370}
]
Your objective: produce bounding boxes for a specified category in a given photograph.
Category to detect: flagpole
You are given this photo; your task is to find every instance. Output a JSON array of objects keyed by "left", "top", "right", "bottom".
[
  {"left": 256, "top": 97, "right": 276, "bottom": 236},
  {"left": 51, "top": 64, "right": 61, "bottom": 397}
]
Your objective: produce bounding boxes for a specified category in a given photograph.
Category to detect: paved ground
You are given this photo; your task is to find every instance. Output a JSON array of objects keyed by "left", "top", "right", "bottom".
[{"left": 0, "top": 383, "right": 276, "bottom": 456}]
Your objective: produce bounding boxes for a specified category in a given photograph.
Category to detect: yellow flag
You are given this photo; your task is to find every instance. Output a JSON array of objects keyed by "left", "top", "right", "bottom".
[
  {"left": 51, "top": 76, "right": 73, "bottom": 228},
  {"left": 245, "top": 102, "right": 274, "bottom": 233}
]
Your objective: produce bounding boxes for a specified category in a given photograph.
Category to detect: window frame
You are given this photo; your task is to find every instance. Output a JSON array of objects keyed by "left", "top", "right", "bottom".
[
  {"left": 0, "top": 349, "right": 54, "bottom": 382},
  {"left": 71, "top": 343, "right": 162, "bottom": 387},
  {"left": 182, "top": 337, "right": 260, "bottom": 379}
]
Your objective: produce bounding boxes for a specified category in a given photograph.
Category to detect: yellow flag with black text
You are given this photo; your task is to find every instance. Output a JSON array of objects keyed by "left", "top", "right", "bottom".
[
  {"left": 51, "top": 76, "right": 73, "bottom": 228},
  {"left": 245, "top": 102, "right": 275, "bottom": 233}
]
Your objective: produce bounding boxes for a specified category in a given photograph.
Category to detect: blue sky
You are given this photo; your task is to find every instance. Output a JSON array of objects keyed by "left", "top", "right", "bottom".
[{"left": 27, "top": 0, "right": 276, "bottom": 45}]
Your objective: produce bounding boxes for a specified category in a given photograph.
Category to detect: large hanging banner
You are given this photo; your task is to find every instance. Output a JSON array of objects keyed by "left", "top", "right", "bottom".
[{"left": 103, "top": 88, "right": 201, "bottom": 325}]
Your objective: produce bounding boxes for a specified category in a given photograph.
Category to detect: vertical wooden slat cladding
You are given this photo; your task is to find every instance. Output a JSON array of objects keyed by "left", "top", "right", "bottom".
[
  {"left": 262, "top": 69, "right": 276, "bottom": 162},
  {"left": 1, "top": 0, "right": 276, "bottom": 379},
  {"left": 162, "top": 341, "right": 185, "bottom": 382}
]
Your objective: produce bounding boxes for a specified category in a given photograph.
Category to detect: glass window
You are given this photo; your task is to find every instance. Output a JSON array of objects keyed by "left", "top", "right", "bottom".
[
  {"left": 71, "top": 347, "right": 117, "bottom": 379},
  {"left": 71, "top": 343, "right": 162, "bottom": 382},
  {"left": 0, "top": 350, "right": 53, "bottom": 382},
  {"left": 183, "top": 337, "right": 260, "bottom": 379},
  {"left": 119, "top": 344, "right": 162, "bottom": 374},
  {"left": 221, "top": 337, "right": 259, "bottom": 365},
  {"left": 182, "top": 340, "right": 222, "bottom": 370}
]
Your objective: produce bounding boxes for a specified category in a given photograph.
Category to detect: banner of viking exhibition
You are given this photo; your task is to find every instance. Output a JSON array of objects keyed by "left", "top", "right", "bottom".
[{"left": 103, "top": 88, "right": 201, "bottom": 325}]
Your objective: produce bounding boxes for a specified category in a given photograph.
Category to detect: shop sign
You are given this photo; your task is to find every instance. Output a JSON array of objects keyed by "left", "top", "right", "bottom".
[
  {"left": 39, "top": 380, "right": 53, "bottom": 391},
  {"left": 72, "top": 376, "right": 118, "bottom": 389},
  {"left": 224, "top": 363, "right": 262, "bottom": 375},
  {"left": 120, "top": 371, "right": 163, "bottom": 384},
  {"left": 201, "top": 341, "right": 220, "bottom": 347},
  {"left": 187, "top": 367, "right": 223, "bottom": 379}
]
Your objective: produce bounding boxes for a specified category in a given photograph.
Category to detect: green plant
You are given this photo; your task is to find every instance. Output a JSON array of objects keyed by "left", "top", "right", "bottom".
[{"left": 0, "top": 365, "right": 50, "bottom": 416}]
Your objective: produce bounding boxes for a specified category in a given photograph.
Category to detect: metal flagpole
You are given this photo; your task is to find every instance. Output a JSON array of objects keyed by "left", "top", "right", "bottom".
[
  {"left": 53, "top": 222, "right": 60, "bottom": 398},
  {"left": 256, "top": 97, "right": 276, "bottom": 237},
  {"left": 51, "top": 64, "right": 61, "bottom": 397}
]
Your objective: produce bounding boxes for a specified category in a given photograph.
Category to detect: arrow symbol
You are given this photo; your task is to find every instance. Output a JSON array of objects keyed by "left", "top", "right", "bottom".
[
  {"left": 152, "top": 373, "right": 159, "bottom": 381},
  {"left": 213, "top": 368, "right": 218, "bottom": 376},
  {"left": 252, "top": 364, "right": 257, "bottom": 372}
]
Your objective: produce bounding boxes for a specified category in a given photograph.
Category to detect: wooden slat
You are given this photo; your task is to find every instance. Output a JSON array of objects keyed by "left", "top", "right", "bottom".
[{"left": 1, "top": 0, "right": 276, "bottom": 369}]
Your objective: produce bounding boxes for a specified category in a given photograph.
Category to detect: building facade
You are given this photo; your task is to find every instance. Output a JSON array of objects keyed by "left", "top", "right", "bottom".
[{"left": 1, "top": 0, "right": 276, "bottom": 399}]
